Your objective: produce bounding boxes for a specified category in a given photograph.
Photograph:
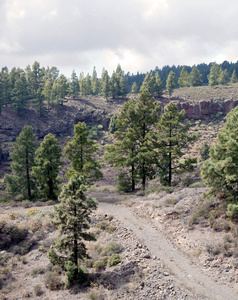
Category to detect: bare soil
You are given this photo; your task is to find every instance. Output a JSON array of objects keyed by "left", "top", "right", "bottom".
[{"left": 1, "top": 187, "right": 238, "bottom": 299}]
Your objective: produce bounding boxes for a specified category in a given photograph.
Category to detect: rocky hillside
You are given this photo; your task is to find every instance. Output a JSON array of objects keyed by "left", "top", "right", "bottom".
[{"left": 1, "top": 84, "right": 238, "bottom": 163}]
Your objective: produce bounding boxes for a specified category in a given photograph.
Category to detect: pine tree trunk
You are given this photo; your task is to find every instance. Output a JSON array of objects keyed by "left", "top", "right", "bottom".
[
  {"left": 25, "top": 148, "right": 32, "bottom": 199},
  {"left": 131, "top": 163, "right": 135, "bottom": 191}
]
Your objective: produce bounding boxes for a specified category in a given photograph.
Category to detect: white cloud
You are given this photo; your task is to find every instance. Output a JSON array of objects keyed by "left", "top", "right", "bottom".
[{"left": 1, "top": 0, "right": 238, "bottom": 76}]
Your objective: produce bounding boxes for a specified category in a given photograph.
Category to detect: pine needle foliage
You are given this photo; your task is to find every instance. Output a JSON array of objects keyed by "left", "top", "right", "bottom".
[
  {"left": 5, "top": 126, "right": 38, "bottom": 199},
  {"left": 48, "top": 175, "right": 97, "bottom": 285}
]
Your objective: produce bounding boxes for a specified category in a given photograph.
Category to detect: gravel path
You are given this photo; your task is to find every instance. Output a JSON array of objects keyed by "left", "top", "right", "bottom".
[{"left": 98, "top": 199, "right": 238, "bottom": 300}]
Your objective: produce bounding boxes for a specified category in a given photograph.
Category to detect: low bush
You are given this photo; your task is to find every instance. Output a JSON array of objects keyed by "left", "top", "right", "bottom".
[
  {"left": 0, "top": 220, "right": 28, "bottom": 251},
  {"left": 145, "top": 184, "right": 174, "bottom": 196},
  {"left": 93, "top": 257, "right": 108, "bottom": 272},
  {"left": 101, "top": 242, "right": 122, "bottom": 256},
  {"left": 44, "top": 271, "right": 62, "bottom": 291},
  {"left": 206, "top": 243, "right": 222, "bottom": 256},
  {"left": 34, "top": 284, "right": 43, "bottom": 296},
  {"left": 116, "top": 171, "right": 132, "bottom": 193},
  {"left": 32, "top": 267, "right": 45, "bottom": 278},
  {"left": 108, "top": 254, "right": 122, "bottom": 267},
  {"left": 226, "top": 203, "right": 238, "bottom": 220},
  {"left": 96, "top": 221, "right": 116, "bottom": 233}
]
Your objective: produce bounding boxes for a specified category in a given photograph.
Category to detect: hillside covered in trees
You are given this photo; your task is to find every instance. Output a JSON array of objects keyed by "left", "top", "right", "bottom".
[
  {"left": 1, "top": 60, "right": 238, "bottom": 118},
  {"left": 1, "top": 59, "right": 238, "bottom": 299}
]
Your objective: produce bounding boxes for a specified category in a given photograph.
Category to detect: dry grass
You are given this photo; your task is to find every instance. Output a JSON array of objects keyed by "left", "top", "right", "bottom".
[{"left": 173, "top": 82, "right": 238, "bottom": 103}]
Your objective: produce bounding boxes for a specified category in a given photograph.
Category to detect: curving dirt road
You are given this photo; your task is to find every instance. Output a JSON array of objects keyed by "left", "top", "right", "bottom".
[{"left": 97, "top": 194, "right": 238, "bottom": 300}]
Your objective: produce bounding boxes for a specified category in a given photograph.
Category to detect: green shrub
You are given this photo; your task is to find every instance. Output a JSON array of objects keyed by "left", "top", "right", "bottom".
[
  {"left": 200, "top": 142, "right": 210, "bottom": 161},
  {"left": 116, "top": 171, "right": 132, "bottom": 193},
  {"left": 0, "top": 220, "right": 28, "bottom": 251},
  {"left": 93, "top": 257, "right": 107, "bottom": 271},
  {"left": 44, "top": 271, "right": 62, "bottom": 291},
  {"left": 101, "top": 242, "right": 122, "bottom": 256},
  {"left": 18, "top": 240, "right": 35, "bottom": 255},
  {"left": 195, "top": 120, "right": 201, "bottom": 126},
  {"left": 209, "top": 210, "right": 219, "bottom": 228},
  {"left": 84, "top": 259, "right": 94, "bottom": 268},
  {"left": 96, "top": 221, "right": 116, "bottom": 233},
  {"left": 145, "top": 184, "right": 173, "bottom": 196},
  {"left": 32, "top": 267, "right": 45, "bottom": 278},
  {"left": 108, "top": 254, "right": 122, "bottom": 267},
  {"left": 227, "top": 203, "right": 238, "bottom": 219},
  {"left": 108, "top": 114, "right": 118, "bottom": 133},
  {"left": 182, "top": 176, "right": 193, "bottom": 187},
  {"left": 34, "top": 284, "right": 43, "bottom": 296},
  {"left": 190, "top": 182, "right": 204, "bottom": 188}
]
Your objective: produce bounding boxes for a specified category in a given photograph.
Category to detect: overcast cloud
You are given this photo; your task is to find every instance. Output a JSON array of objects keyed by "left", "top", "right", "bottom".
[{"left": 1, "top": 0, "right": 238, "bottom": 77}]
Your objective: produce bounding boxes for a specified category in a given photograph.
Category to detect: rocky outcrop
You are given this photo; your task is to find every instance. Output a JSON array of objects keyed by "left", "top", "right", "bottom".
[
  {"left": 0, "top": 101, "right": 110, "bottom": 159},
  {"left": 176, "top": 99, "right": 238, "bottom": 120}
]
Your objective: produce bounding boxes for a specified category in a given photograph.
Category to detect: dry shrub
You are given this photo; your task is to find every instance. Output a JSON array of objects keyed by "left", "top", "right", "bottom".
[
  {"left": 34, "top": 284, "right": 43, "bottom": 296},
  {"left": 44, "top": 271, "right": 62, "bottom": 291}
]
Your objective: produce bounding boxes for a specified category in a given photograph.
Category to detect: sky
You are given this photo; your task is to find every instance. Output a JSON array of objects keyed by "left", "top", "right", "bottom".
[{"left": 1, "top": 0, "right": 238, "bottom": 78}]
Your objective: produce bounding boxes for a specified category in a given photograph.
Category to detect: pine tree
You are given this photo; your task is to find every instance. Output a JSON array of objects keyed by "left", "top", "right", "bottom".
[
  {"left": 84, "top": 74, "right": 91, "bottom": 95},
  {"left": 119, "top": 72, "right": 126, "bottom": 96},
  {"left": 79, "top": 72, "right": 85, "bottom": 95},
  {"left": 115, "top": 64, "right": 126, "bottom": 96},
  {"left": 201, "top": 106, "right": 238, "bottom": 202},
  {"left": 178, "top": 66, "right": 189, "bottom": 87},
  {"left": 25, "top": 61, "right": 43, "bottom": 99},
  {"left": 100, "top": 68, "right": 110, "bottom": 99},
  {"left": 155, "top": 72, "right": 163, "bottom": 97},
  {"left": 166, "top": 71, "right": 176, "bottom": 96},
  {"left": 5, "top": 126, "right": 38, "bottom": 199},
  {"left": 108, "top": 114, "right": 118, "bottom": 133},
  {"left": 70, "top": 70, "right": 79, "bottom": 99},
  {"left": 156, "top": 102, "right": 198, "bottom": 186},
  {"left": 200, "top": 142, "right": 210, "bottom": 161},
  {"left": 110, "top": 71, "right": 119, "bottom": 98},
  {"left": 0, "top": 67, "right": 10, "bottom": 114},
  {"left": 64, "top": 122, "right": 102, "bottom": 182},
  {"left": 106, "top": 98, "right": 138, "bottom": 191},
  {"left": 106, "top": 91, "right": 160, "bottom": 191},
  {"left": 135, "top": 91, "right": 160, "bottom": 190},
  {"left": 140, "top": 72, "right": 156, "bottom": 95},
  {"left": 56, "top": 74, "right": 69, "bottom": 106},
  {"left": 131, "top": 81, "right": 138, "bottom": 94},
  {"left": 91, "top": 67, "right": 100, "bottom": 95},
  {"left": 230, "top": 69, "right": 238, "bottom": 83},
  {"left": 218, "top": 69, "right": 229, "bottom": 85},
  {"left": 11, "top": 74, "right": 30, "bottom": 116},
  {"left": 208, "top": 62, "right": 221, "bottom": 86},
  {"left": 42, "top": 79, "right": 53, "bottom": 109},
  {"left": 189, "top": 65, "right": 203, "bottom": 86},
  {"left": 34, "top": 87, "right": 47, "bottom": 116},
  {"left": 48, "top": 174, "right": 97, "bottom": 284},
  {"left": 32, "top": 133, "right": 62, "bottom": 199}
]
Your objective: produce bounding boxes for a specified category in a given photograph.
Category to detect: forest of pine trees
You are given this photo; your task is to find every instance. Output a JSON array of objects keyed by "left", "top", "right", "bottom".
[{"left": 1, "top": 60, "right": 238, "bottom": 117}]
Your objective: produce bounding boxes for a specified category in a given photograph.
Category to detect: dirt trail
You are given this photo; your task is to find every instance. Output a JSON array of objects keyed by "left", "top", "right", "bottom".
[{"left": 98, "top": 197, "right": 238, "bottom": 300}]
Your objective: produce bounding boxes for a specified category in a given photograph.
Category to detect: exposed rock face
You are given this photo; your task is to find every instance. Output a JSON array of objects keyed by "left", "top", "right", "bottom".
[
  {"left": 0, "top": 101, "right": 110, "bottom": 161},
  {"left": 176, "top": 99, "right": 238, "bottom": 120}
]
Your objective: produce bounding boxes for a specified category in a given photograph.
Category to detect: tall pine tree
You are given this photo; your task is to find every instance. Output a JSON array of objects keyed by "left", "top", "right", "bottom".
[
  {"left": 32, "top": 133, "right": 62, "bottom": 199},
  {"left": 5, "top": 126, "right": 38, "bottom": 199},
  {"left": 48, "top": 174, "right": 97, "bottom": 284},
  {"left": 64, "top": 122, "right": 102, "bottom": 182},
  {"left": 156, "top": 102, "right": 198, "bottom": 186}
]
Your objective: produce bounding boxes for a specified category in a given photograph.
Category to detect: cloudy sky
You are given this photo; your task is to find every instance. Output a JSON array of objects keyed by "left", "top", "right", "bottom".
[{"left": 1, "top": 0, "right": 238, "bottom": 77}]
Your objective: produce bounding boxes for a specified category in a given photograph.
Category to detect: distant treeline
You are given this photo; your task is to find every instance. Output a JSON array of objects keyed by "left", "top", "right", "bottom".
[
  {"left": 126, "top": 60, "right": 238, "bottom": 91},
  {"left": 0, "top": 60, "right": 238, "bottom": 117}
]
